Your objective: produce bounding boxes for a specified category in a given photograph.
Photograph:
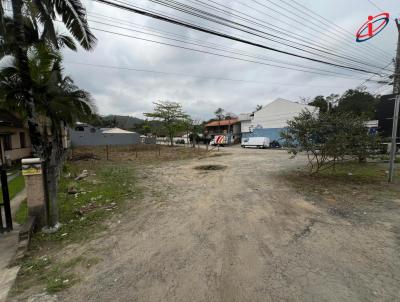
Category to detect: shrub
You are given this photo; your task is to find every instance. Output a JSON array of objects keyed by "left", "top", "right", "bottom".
[{"left": 281, "top": 110, "right": 380, "bottom": 173}]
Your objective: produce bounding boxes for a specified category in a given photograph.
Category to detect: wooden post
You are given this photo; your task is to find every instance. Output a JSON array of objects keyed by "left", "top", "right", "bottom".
[
  {"left": 158, "top": 146, "right": 161, "bottom": 156},
  {"left": 106, "top": 145, "right": 109, "bottom": 161}
]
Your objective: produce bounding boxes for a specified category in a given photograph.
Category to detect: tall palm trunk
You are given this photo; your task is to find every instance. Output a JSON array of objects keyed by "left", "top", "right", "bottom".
[
  {"left": 12, "top": 0, "right": 49, "bottom": 227},
  {"left": 11, "top": 0, "right": 43, "bottom": 157},
  {"left": 47, "top": 121, "right": 63, "bottom": 226}
]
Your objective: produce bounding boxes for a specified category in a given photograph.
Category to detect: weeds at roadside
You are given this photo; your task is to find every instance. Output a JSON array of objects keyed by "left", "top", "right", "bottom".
[
  {"left": 11, "top": 160, "right": 140, "bottom": 298},
  {"left": 281, "top": 161, "right": 400, "bottom": 222},
  {"left": 12, "top": 255, "right": 102, "bottom": 295},
  {"left": 12, "top": 146, "right": 205, "bottom": 298}
]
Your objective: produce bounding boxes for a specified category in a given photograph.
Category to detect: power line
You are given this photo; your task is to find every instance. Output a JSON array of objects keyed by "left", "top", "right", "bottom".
[
  {"left": 88, "top": 10, "right": 392, "bottom": 79},
  {"left": 358, "top": 60, "right": 394, "bottom": 88},
  {"left": 91, "top": 26, "right": 384, "bottom": 80},
  {"left": 367, "top": 0, "right": 385, "bottom": 12},
  {"left": 88, "top": 17, "right": 384, "bottom": 78},
  {"left": 248, "top": 0, "right": 392, "bottom": 62},
  {"left": 237, "top": 1, "right": 388, "bottom": 65},
  {"left": 92, "top": 0, "right": 389, "bottom": 76},
  {"left": 64, "top": 61, "right": 364, "bottom": 88},
  {"left": 146, "top": 0, "right": 391, "bottom": 73},
  {"left": 183, "top": 0, "right": 392, "bottom": 72},
  {"left": 286, "top": 0, "right": 394, "bottom": 58}
]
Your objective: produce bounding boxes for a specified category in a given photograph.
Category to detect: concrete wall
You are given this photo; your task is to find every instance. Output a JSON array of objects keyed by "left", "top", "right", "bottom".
[
  {"left": 252, "top": 98, "right": 316, "bottom": 129},
  {"left": 142, "top": 137, "right": 157, "bottom": 144},
  {"left": 71, "top": 126, "right": 140, "bottom": 146},
  {"left": 242, "top": 128, "right": 283, "bottom": 142},
  {"left": 240, "top": 99, "right": 317, "bottom": 142},
  {"left": 240, "top": 120, "right": 252, "bottom": 133}
]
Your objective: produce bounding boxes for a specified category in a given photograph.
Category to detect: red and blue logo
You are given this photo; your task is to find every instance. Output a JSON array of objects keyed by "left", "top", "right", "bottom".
[{"left": 356, "top": 13, "right": 390, "bottom": 42}]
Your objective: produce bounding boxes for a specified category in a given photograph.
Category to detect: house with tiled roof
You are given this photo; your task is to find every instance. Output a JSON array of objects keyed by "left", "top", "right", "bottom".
[{"left": 204, "top": 117, "right": 241, "bottom": 144}]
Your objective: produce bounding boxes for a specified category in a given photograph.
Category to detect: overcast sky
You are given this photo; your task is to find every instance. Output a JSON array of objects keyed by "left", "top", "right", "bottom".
[{"left": 61, "top": 0, "right": 399, "bottom": 120}]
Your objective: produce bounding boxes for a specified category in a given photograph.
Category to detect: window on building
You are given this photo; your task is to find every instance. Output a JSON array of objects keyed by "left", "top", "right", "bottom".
[
  {"left": 20, "top": 132, "right": 26, "bottom": 148},
  {"left": 3, "top": 135, "right": 12, "bottom": 151},
  {"left": 75, "top": 126, "right": 85, "bottom": 131}
]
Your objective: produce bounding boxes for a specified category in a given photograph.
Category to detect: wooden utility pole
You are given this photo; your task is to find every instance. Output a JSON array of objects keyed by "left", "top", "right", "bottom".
[{"left": 388, "top": 19, "right": 400, "bottom": 182}]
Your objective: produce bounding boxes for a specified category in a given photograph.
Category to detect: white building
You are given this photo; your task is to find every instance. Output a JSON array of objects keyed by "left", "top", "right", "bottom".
[
  {"left": 239, "top": 98, "right": 317, "bottom": 141},
  {"left": 71, "top": 123, "right": 140, "bottom": 146}
]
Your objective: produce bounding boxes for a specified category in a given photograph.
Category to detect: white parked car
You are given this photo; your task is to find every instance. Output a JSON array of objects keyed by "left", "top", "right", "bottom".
[{"left": 241, "top": 137, "right": 270, "bottom": 149}]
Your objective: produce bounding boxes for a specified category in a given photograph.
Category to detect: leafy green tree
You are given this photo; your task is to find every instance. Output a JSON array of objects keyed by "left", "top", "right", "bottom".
[
  {"left": 145, "top": 102, "right": 188, "bottom": 146},
  {"left": 281, "top": 110, "right": 379, "bottom": 173},
  {"left": 308, "top": 95, "right": 328, "bottom": 113},
  {"left": 214, "top": 107, "right": 225, "bottom": 134},
  {"left": 336, "top": 89, "right": 378, "bottom": 119}
]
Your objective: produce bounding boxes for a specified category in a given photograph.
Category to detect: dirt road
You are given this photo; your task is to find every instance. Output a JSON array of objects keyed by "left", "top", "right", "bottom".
[{"left": 61, "top": 147, "right": 400, "bottom": 302}]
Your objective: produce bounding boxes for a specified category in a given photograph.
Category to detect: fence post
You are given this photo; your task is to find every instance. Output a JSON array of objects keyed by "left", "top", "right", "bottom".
[
  {"left": 22, "top": 158, "right": 47, "bottom": 228},
  {"left": 106, "top": 145, "right": 109, "bottom": 161},
  {"left": 0, "top": 165, "right": 12, "bottom": 231}
]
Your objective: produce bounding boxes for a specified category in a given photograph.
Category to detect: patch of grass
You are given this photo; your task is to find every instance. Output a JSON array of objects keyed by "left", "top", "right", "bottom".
[
  {"left": 33, "top": 162, "right": 141, "bottom": 244},
  {"left": 15, "top": 199, "right": 28, "bottom": 225},
  {"left": 12, "top": 160, "right": 140, "bottom": 298},
  {"left": 317, "top": 161, "right": 393, "bottom": 182},
  {"left": 282, "top": 160, "right": 400, "bottom": 217},
  {"left": 0, "top": 173, "right": 25, "bottom": 202},
  {"left": 375, "top": 154, "right": 400, "bottom": 163},
  {"left": 12, "top": 255, "right": 98, "bottom": 295}
]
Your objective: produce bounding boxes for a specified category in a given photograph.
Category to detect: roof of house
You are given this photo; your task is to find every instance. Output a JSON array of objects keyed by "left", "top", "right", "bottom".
[
  {"left": 262, "top": 98, "right": 317, "bottom": 111},
  {"left": 0, "top": 110, "right": 23, "bottom": 128},
  {"left": 205, "top": 118, "right": 239, "bottom": 127},
  {"left": 102, "top": 127, "right": 136, "bottom": 134}
]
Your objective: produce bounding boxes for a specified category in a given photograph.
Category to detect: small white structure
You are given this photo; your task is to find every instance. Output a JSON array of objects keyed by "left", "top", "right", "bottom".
[
  {"left": 240, "top": 98, "right": 317, "bottom": 141},
  {"left": 71, "top": 123, "right": 140, "bottom": 146}
]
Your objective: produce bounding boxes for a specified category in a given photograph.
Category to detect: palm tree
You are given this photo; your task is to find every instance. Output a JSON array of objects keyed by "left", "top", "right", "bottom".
[
  {"left": 6, "top": 0, "right": 96, "bottom": 155},
  {"left": 0, "top": 44, "right": 95, "bottom": 226},
  {"left": 1, "top": 0, "right": 96, "bottom": 227}
]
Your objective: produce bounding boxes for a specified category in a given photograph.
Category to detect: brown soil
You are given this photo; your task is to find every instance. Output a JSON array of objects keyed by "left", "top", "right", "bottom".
[{"left": 20, "top": 147, "right": 400, "bottom": 301}]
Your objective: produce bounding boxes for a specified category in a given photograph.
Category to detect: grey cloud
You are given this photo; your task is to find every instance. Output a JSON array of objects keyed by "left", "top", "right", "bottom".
[{"left": 60, "top": 0, "right": 396, "bottom": 120}]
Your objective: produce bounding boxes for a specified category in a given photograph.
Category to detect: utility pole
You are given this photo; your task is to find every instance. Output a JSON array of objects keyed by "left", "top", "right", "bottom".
[{"left": 388, "top": 19, "right": 400, "bottom": 182}]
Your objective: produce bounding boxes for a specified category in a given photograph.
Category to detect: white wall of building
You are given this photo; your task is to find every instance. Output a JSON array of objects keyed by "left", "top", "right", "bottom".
[
  {"left": 238, "top": 113, "right": 252, "bottom": 133},
  {"left": 251, "top": 98, "right": 317, "bottom": 129}
]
